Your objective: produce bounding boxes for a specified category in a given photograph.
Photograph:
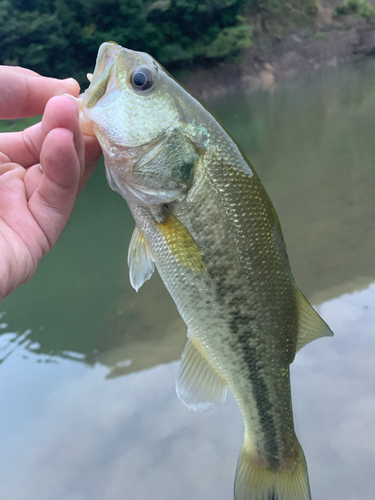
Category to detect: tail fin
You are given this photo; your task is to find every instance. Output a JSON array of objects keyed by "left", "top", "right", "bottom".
[{"left": 234, "top": 440, "right": 311, "bottom": 500}]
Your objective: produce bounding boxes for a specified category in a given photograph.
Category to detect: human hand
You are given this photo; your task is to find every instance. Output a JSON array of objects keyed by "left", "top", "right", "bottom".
[{"left": 0, "top": 66, "right": 102, "bottom": 299}]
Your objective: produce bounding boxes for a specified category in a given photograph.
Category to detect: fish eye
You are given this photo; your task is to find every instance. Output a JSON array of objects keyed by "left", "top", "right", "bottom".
[{"left": 131, "top": 67, "right": 155, "bottom": 91}]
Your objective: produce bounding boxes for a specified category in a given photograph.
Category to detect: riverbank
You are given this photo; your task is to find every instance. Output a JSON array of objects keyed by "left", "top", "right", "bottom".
[{"left": 181, "top": 1, "right": 375, "bottom": 99}]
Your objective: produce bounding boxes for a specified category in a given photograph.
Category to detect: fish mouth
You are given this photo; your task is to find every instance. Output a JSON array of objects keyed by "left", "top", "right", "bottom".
[
  {"left": 81, "top": 42, "right": 122, "bottom": 109},
  {"left": 91, "top": 42, "right": 121, "bottom": 84},
  {"left": 82, "top": 42, "right": 159, "bottom": 108},
  {"left": 78, "top": 42, "right": 124, "bottom": 133}
]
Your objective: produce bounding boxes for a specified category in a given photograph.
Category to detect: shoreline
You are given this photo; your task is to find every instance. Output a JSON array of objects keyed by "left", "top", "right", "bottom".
[{"left": 181, "top": 10, "right": 375, "bottom": 100}]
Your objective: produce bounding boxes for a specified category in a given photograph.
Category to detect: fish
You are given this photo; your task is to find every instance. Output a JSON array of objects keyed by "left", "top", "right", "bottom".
[{"left": 78, "top": 42, "right": 333, "bottom": 500}]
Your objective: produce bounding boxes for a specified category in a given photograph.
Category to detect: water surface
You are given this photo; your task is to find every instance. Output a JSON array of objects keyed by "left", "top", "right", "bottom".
[{"left": 1, "top": 60, "right": 375, "bottom": 500}]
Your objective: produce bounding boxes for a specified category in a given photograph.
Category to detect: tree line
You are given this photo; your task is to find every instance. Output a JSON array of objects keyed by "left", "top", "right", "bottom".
[{"left": 0, "top": 0, "right": 316, "bottom": 84}]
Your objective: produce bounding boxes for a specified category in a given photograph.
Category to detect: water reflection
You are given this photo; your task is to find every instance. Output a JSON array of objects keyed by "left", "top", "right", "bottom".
[
  {"left": 1, "top": 61, "right": 375, "bottom": 373},
  {"left": 1, "top": 60, "right": 375, "bottom": 499},
  {"left": 209, "top": 59, "right": 375, "bottom": 303},
  {"left": 0, "top": 284, "right": 374, "bottom": 500}
]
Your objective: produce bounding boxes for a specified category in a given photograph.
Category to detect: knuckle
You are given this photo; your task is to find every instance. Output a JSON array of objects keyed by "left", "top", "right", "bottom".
[
  {"left": 0, "top": 152, "right": 11, "bottom": 165},
  {"left": 21, "top": 130, "right": 40, "bottom": 164}
]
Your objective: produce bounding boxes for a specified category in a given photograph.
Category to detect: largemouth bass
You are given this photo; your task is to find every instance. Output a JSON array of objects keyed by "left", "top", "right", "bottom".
[{"left": 78, "top": 42, "right": 333, "bottom": 500}]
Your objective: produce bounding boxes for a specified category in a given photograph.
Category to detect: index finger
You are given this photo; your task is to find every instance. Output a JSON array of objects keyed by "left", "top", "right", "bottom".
[
  {"left": 0, "top": 66, "right": 40, "bottom": 77},
  {"left": 0, "top": 66, "right": 80, "bottom": 119}
]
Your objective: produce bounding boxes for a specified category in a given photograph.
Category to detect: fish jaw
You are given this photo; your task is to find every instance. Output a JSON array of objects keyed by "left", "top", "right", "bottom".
[
  {"left": 82, "top": 42, "right": 121, "bottom": 109},
  {"left": 78, "top": 42, "right": 120, "bottom": 136}
]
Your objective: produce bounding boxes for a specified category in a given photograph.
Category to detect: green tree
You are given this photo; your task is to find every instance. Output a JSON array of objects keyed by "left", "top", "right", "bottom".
[{"left": 0, "top": 0, "right": 315, "bottom": 82}]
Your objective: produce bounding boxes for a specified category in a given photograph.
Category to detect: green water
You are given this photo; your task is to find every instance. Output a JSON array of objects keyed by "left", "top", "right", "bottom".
[{"left": 1, "top": 60, "right": 375, "bottom": 500}]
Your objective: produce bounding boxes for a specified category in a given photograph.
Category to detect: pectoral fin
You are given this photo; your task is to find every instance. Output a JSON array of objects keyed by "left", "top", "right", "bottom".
[
  {"left": 127, "top": 227, "right": 155, "bottom": 292},
  {"left": 176, "top": 333, "right": 227, "bottom": 412},
  {"left": 156, "top": 214, "right": 205, "bottom": 272},
  {"left": 295, "top": 288, "right": 333, "bottom": 353}
]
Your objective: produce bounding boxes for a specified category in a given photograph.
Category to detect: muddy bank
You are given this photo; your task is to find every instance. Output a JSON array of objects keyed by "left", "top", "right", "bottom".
[{"left": 181, "top": 6, "right": 375, "bottom": 100}]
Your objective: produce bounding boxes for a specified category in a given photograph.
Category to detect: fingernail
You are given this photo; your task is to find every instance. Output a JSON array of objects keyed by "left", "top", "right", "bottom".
[{"left": 39, "top": 163, "right": 43, "bottom": 173}]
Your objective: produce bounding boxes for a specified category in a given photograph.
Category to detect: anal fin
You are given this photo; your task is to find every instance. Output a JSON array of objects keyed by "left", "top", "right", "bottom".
[
  {"left": 127, "top": 227, "right": 155, "bottom": 292},
  {"left": 176, "top": 333, "right": 227, "bottom": 412},
  {"left": 296, "top": 288, "right": 333, "bottom": 353}
]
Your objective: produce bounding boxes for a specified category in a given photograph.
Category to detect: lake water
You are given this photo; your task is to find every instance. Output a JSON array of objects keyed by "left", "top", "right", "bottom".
[{"left": 1, "top": 60, "right": 375, "bottom": 500}]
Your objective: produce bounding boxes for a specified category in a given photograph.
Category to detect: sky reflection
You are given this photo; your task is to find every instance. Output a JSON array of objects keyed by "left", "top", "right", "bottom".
[
  {"left": 1, "top": 61, "right": 375, "bottom": 500},
  {"left": 0, "top": 283, "right": 374, "bottom": 500}
]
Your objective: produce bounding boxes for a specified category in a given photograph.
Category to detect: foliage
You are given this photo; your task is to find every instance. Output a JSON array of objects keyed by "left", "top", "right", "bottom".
[
  {"left": 199, "top": 24, "right": 253, "bottom": 58},
  {"left": 0, "top": 0, "right": 318, "bottom": 83},
  {"left": 0, "top": 116, "right": 40, "bottom": 133},
  {"left": 333, "top": 0, "right": 375, "bottom": 19},
  {"left": 0, "top": 0, "right": 255, "bottom": 83}
]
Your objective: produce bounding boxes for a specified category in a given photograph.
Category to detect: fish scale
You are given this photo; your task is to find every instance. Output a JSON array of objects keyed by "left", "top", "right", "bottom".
[
  {"left": 79, "top": 41, "right": 333, "bottom": 500},
  {"left": 130, "top": 153, "right": 298, "bottom": 469}
]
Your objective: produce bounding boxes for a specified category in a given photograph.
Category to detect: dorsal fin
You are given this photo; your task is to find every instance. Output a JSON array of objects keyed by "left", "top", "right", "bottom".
[
  {"left": 296, "top": 288, "right": 333, "bottom": 353},
  {"left": 127, "top": 227, "right": 155, "bottom": 292},
  {"left": 176, "top": 333, "right": 227, "bottom": 412}
]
